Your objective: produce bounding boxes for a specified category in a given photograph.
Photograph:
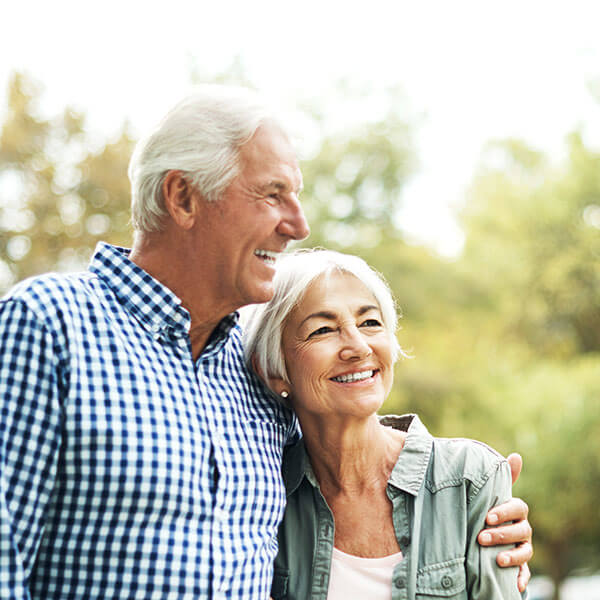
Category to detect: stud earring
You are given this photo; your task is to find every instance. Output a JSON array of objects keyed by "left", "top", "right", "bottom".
[{"left": 280, "top": 390, "right": 289, "bottom": 399}]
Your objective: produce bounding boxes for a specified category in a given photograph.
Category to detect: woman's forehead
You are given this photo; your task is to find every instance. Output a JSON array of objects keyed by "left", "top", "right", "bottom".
[{"left": 292, "top": 271, "right": 379, "bottom": 318}]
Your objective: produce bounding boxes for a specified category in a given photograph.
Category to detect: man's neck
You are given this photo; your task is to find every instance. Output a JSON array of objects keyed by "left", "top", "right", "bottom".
[{"left": 130, "top": 232, "right": 235, "bottom": 360}]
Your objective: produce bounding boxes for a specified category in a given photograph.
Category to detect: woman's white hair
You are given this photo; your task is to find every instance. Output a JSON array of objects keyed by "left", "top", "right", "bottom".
[
  {"left": 128, "top": 85, "right": 280, "bottom": 232},
  {"left": 243, "top": 249, "right": 404, "bottom": 386}
]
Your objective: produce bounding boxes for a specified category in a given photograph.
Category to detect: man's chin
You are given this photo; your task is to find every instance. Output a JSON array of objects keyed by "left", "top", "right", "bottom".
[{"left": 244, "top": 284, "right": 275, "bottom": 307}]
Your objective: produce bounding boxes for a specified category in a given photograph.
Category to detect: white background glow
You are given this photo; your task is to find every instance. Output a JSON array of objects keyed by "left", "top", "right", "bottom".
[{"left": 2, "top": 0, "right": 599, "bottom": 255}]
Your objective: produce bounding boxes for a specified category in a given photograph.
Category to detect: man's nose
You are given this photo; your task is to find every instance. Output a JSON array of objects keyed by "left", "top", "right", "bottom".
[{"left": 277, "top": 196, "right": 310, "bottom": 241}]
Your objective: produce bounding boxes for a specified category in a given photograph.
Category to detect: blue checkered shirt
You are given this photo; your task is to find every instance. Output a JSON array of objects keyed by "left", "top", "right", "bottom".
[{"left": 0, "top": 242, "right": 297, "bottom": 599}]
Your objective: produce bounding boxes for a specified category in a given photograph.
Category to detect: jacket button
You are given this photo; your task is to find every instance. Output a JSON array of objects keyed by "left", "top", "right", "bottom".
[
  {"left": 441, "top": 575, "right": 453, "bottom": 589},
  {"left": 399, "top": 536, "right": 410, "bottom": 547},
  {"left": 394, "top": 576, "right": 406, "bottom": 589}
]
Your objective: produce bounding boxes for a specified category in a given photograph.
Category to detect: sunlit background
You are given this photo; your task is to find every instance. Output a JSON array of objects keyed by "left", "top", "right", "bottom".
[{"left": 1, "top": 1, "right": 599, "bottom": 598}]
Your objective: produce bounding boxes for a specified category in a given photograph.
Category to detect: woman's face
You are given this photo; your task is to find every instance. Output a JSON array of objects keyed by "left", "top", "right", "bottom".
[{"left": 280, "top": 271, "right": 394, "bottom": 420}]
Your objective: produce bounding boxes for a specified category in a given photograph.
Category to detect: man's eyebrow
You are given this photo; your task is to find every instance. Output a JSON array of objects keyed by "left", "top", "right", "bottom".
[{"left": 260, "top": 180, "right": 304, "bottom": 194}]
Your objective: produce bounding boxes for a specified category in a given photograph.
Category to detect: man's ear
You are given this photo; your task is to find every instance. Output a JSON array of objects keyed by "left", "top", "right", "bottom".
[
  {"left": 162, "top": 170, "right": 199, "bottom": 230},
  {"left": 251, "top": 355, "right": 287, "bottom": 397}
]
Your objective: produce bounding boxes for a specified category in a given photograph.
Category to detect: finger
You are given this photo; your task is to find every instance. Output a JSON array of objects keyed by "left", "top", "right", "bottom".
[
  {"left": 478, "top": 520, "right": 532, "bottom": 546},
  {"left": 486, "top": 497, "right": 529, "bottom": 526},
  {"left": 517, "top": 562, "right": 531, "bottom": 593},
  {"left": 496, "top": 542, "right": 533, "bottom": 569},
  {"left": 507, "top": 453, "right": 523, "bottom": 484}
]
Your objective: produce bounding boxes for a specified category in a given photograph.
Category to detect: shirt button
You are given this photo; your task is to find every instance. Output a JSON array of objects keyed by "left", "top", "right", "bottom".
[
  {"left": 215, "top": 508, "right": 227, "bottom": 522},
  {"left": 399, "top": 536, "right": 410, "bottom": 547},
  {"left": 394, "top": 576, "right": 406, "bottom": 589},
  {"left": 441, "top": 575, "right": 453, "bottom": 589}
]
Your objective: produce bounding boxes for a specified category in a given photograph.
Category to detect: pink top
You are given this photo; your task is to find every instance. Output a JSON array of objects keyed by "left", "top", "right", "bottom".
[{"left": 327, "top": 547, "right": 404, "bottom": 600}]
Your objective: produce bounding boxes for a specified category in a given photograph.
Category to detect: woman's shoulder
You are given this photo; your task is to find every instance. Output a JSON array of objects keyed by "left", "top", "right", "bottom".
[{"left": 428, "top": 435, "right": 508, "bottom": 495}]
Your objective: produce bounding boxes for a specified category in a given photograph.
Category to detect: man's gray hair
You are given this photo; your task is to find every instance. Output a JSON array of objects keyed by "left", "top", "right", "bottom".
[
  {"left": 243, "top": 249, "right": 404, "bottom": 386},
  {"left": 128, "top": 85, "right": 280, "bottom": 232}
]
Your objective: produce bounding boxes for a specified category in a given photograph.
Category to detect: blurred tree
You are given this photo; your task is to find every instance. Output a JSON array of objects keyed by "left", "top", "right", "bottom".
[
  {"left": 446, "top": 136, "right": 600, "bottom": 599},
  {"left": 0, "top": 72, "right": 134, "bottom": 292},
  {"left": 460, "top": 135, "right": 600, "bottom": 357},
  {"left": 299, "top": 109, "right": 416, "bottom": 250}
]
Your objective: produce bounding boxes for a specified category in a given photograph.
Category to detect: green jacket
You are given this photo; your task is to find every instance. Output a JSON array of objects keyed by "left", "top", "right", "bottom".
[{"left": 272, "top": 414, "right": 526, "bottom": 600}]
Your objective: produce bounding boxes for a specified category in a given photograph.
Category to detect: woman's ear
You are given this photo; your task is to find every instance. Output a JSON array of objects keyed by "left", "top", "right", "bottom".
[{"left": 251, "top": 355, "right": 288, "bottom": 399}]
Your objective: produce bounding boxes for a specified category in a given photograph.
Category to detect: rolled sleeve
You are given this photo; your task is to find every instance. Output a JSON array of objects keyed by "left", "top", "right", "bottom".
[
  {"left": 466, "top": 458, "right": 525, "bottom": 599},
  {"left": 0, "top": 299, "right": 63, "bottom": 598}
]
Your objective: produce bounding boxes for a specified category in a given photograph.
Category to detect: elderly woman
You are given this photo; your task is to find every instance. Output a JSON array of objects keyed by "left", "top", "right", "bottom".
[{"left": 243, "top": 249, "right": 530, "bottom": 600}]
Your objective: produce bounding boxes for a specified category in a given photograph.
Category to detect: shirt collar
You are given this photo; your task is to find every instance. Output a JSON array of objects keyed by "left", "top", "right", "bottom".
[
  {"left": 282, "top": 413, "right": 433, "bottom": 497},
  {"left": 384, "top": 414, "right": 433, "bottom": 496},
  {"left": 281, "top": 436, "right": 313, "bottom": 496},
  {"left": 88, "top": 242, "right": 192, "bottom": 339}
]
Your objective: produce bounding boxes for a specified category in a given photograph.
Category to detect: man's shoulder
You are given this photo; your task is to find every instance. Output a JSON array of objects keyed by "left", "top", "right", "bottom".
[
  {"left": 6, "top": 270, "right": 94, "bottom": 298},
  {"left": 2, "top": 270, "right": 98, "bottom": 321}
]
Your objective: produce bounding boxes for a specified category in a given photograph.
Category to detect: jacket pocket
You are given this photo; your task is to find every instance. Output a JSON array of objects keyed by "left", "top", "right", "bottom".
[
  {"left": 416, "top": 557, "right": 466, "bottom": 597},
  {"left": 271, "top": 566, "right": 289, "bottom": 599}
]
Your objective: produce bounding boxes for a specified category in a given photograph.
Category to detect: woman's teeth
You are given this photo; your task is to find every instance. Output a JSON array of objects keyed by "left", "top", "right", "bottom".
[{"left": 331, "top": 370, "right": 374, "bottom": 383}]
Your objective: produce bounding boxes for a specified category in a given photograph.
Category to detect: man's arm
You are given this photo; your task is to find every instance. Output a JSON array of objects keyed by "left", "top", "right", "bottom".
[
  {"left": 0, "top": 299, "right": 62, "bottom": 598},
  {"left": 478, "top": 453, "right": 533, "bottom": 593}
]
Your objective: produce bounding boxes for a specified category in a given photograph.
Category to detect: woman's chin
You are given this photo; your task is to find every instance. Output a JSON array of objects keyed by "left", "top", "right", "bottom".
[{"left": 337, "top": 392, "right": 386, "bottom": 419}]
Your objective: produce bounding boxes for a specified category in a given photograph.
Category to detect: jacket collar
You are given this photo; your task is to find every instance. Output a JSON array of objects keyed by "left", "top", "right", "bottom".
[
  {"left": 384, "top": 414, "right": 433, "bottom": 496},
  {"left": 282, "top": 414, "right": 433, "bottom": 497}
]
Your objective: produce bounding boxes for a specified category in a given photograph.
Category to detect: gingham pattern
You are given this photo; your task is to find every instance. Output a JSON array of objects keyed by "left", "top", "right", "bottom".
[{"left": 0, "top": 242, "right": 297, "bottom": 600}]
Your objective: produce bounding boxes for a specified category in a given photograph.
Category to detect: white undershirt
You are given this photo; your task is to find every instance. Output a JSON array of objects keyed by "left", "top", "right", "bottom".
[{"left": 327, "top": 547, "right": 404, "bottom": 600}]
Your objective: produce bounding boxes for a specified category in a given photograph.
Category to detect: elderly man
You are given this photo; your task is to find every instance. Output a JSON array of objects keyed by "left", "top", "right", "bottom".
[{"left": 0, "top": 86, "right": 531, "bottom": 599}]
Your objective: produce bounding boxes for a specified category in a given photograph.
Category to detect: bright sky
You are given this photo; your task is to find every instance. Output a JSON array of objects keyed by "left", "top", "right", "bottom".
[{"left": 2, "top": 0, "right": 600, "bottom": 255}]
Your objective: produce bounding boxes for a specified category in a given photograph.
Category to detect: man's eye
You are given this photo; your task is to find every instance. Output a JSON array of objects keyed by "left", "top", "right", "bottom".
[
  {"left": 308, "top": 326, "right": 333, "bottom": 338},
  {"left": 361, "top": 319, "right": 382, "bottom": 327},
  {"left": 266, "top": 194, "right": 280, "bottom": 205}
]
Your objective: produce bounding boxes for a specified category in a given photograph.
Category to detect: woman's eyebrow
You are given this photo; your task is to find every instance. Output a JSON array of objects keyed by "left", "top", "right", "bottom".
[
  {"left": 299, "top": 311, "right": 337, "bottom": 327},
  {"left": 299, "top": 305, "right": 380, "bottom": 328},
  {"left": 356, "top": 304, "right": 380, "bottom": 316}
]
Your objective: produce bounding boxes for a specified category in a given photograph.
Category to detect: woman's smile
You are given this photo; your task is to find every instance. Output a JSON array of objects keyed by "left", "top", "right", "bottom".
[{"left": 330, "top": 369, "right": 379, "bottom": 384}]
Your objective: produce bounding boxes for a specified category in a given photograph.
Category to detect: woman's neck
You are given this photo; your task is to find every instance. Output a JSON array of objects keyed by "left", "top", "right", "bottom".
[{"left": 300, "top": 414, "right": 406, "bottom": 496}]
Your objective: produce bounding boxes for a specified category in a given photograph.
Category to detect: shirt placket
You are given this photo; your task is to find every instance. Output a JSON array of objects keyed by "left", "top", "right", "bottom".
[
  {"left": 164, "top": 327, "right": 216, "bottom": 597},
  {"left": 389, "top": 490, "right": 412, "bottom": 600},
  {"left": 312, "top": 488, "right": 336, "bottom": 600},
  {"left": 196, "top": 356, "right": 231, "bottom": 600}
]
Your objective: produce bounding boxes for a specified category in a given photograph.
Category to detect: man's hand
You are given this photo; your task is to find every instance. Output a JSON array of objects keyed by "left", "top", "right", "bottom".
[{"left": 477, "top": 453, "right": 533, "bottom": 593}]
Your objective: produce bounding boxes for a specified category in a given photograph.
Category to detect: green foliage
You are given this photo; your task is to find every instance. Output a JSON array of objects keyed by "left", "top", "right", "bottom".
[
  {"left": 460, "top": 135, "right": 600, "bottom": 357},
  {"left": 299, "top": 112, "right": 416, "bottom": 250},
  {"left": 511, "top": 358, "right": 600, "bottom": 582},
  {"left": 0, "top": 73, "right": 134, "bottom": 291}
]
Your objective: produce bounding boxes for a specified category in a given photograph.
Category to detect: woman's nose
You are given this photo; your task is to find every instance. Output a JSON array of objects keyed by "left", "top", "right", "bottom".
[{"left": 339, "top": 328, "right": 373, "bottom": 361}]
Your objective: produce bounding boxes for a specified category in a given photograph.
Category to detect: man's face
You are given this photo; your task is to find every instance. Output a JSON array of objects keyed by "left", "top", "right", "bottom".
[{"left": 195, "top": 122, "right": 310, "bottom": 311}]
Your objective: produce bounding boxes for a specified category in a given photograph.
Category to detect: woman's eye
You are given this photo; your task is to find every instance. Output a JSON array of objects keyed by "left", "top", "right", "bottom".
[
  {"left": 361, "top": 319, "right": 382, "bottom": 327},
  {"left": 308, "top": 326, "right": 333, "bottom": 338}
]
